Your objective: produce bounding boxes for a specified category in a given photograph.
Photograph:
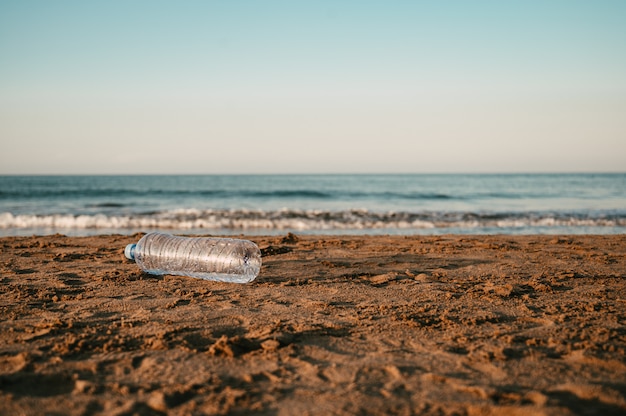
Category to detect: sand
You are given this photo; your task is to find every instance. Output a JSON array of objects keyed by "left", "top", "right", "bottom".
[{"left": 1, "top": 233, "right": 625, "bottom": 415}]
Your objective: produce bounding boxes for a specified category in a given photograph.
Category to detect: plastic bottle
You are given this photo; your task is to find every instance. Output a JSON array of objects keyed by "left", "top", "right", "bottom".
[{"left": 124, "top": 232, "right": 261, "bottom": 283}]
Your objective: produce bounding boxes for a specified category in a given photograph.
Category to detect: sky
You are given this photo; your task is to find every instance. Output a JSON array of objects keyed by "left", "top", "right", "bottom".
[{"left": 1, "top": 0, "right": 625, "bottom": 174}]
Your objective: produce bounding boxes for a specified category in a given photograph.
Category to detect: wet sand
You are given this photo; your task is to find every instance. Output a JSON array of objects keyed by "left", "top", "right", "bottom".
[{"left": 1, "top": 233, "right": 625, "bottom": 415}]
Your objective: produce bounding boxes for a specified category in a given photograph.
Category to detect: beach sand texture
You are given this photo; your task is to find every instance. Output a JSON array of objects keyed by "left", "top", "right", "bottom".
[{"left": 1, "top": 234, "right": 625, "bottom": 415}]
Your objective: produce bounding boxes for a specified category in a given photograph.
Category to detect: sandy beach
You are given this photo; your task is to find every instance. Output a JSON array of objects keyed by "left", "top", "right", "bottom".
[{"left": 1, "top": 233, "right": 625, "bottom": 415}]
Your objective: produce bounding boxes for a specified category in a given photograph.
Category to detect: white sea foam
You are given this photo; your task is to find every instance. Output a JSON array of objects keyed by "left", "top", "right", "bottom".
[{"left": 1, "top": 210, "right": 624, "bottom": 233}]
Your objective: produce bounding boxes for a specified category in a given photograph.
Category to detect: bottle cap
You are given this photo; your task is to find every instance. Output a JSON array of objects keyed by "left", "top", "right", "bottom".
[{"left": 124, "top": 244, "right": 136, "bottom": 260}]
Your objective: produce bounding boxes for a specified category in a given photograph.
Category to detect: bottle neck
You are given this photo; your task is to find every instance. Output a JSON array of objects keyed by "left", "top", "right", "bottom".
[{"left": 124, "top": 244, "right": 136, "bottom": 260}]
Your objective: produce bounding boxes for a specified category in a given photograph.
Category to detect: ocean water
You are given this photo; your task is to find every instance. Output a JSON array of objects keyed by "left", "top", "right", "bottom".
[{"left": 0, "top": 174, "right": 624, "bottom": 236}]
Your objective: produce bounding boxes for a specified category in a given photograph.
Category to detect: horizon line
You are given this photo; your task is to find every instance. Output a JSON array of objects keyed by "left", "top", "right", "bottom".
[{"left": 1, "top": 171, "right": 625, "bottom": 177}]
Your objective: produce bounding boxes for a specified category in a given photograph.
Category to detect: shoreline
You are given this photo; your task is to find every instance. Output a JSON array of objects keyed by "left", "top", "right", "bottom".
[{"left": 1, "top": 234, "right": 625, "bottom": 414}]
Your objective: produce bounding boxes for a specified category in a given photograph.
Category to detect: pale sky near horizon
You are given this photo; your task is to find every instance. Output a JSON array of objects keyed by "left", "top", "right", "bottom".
[{"left": 1, "top": 1, "right": 625, "bottom": 174}]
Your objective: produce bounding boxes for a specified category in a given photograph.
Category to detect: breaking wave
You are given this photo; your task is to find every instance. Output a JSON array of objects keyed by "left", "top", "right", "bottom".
[{"left": 1, "top": 209, "right": 624, "bottom": 232}]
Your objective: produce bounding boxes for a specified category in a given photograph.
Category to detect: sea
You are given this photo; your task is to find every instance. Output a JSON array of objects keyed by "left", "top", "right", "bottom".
[{"left": 0, "top": 174, "right": 624, "bottom": 237}]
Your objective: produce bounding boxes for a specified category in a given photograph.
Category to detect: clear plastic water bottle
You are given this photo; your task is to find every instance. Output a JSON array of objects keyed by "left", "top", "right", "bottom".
[{"left": 124, "top": 232, "right": 262, "bottom": 283}]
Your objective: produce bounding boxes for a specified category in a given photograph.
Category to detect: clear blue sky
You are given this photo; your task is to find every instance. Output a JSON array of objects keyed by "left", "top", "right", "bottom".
[{"left": 1, "top": 0, "right": 625, "bottom": 174}]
